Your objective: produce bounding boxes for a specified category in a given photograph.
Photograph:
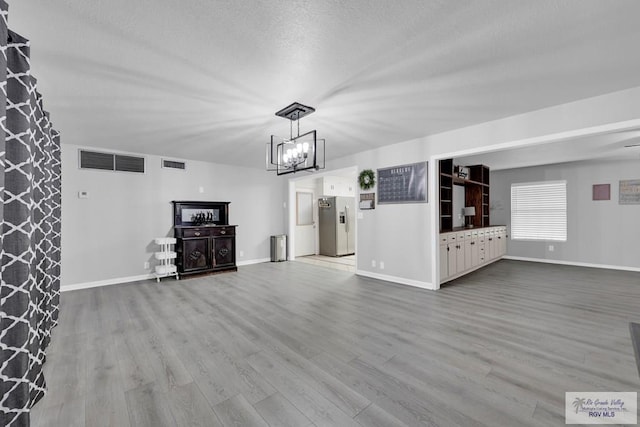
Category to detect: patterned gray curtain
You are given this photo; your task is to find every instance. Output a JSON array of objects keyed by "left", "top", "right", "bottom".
[{"left": 0, "top": 2, "right": 62, "bottom": 425}]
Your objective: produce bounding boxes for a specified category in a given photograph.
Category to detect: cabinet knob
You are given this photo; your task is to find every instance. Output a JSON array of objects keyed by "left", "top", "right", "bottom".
[
  {"left": 470, "top": 242, "right": 475, "bottom": 245},
  {"left": 194, "top": 232, "right": 201, "bottom": 236},
  {"left": 220, "top": 230, "right": 226, "bottom": 235}
]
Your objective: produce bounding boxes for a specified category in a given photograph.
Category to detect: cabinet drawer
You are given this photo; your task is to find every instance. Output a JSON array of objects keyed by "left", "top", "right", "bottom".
[
  {"left": 439, "top": 235, "right": 448, "bottom": 244},
  {"left": 212, "top": 227, "right": 235, "bottom": 237},
  {"left": 456, "top": 232, "right": 466, "bottom": 241},
  {"left": 181, "top": 228, "right": 211, "bottom": 238},
  {"left": 447, "top": 234, "right": 457, "bottom": 243}
]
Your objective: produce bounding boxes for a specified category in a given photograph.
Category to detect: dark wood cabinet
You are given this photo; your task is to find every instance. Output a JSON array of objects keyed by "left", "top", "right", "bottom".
[{"left": 172, "top": 201, "right": 237, "bottom": 276}]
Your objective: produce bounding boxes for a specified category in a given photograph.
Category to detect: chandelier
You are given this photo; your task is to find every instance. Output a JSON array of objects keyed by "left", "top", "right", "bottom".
[{"left": 266, "top": 102, "right": 325, "bottom": 175}]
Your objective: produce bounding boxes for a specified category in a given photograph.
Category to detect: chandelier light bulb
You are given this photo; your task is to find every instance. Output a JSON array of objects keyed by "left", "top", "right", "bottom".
[{"left": 302, "top": 142, "right": 309, "bottom": 153}]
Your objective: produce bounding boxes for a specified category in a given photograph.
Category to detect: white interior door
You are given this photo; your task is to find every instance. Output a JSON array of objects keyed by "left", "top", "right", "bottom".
[{"left": 295, "top": 191, "right": 315, "bottom": 256}]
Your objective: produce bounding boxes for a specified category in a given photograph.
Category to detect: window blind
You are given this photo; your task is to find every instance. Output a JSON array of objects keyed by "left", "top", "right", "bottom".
[{"left": 511, "top": 181, "right": 567, "bottom": 241}]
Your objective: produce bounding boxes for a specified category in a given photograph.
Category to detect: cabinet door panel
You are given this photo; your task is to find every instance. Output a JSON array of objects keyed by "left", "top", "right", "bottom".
[
  {"left": 182, "top": 238, "right": 209, "bottom": 271},
  {"left": 456, "top": 243, "right": 465, "bottom": 274},
  {"left": 464, "top": 240, "right": 473, "bottom": 270},
  {"left": 447, "top": 244, "right": 457, "bottom": 277},
  {"left": 213, "top": 236, "right": 235, "bottom": 267},
  {"left": 440, "top": 244, "right": 449, "bottom": 281}
]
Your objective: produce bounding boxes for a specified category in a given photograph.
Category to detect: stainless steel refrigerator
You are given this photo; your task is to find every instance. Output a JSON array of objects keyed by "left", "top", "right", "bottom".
[{"left": 318, "top": 196, "right": 355, "bottom": 256}]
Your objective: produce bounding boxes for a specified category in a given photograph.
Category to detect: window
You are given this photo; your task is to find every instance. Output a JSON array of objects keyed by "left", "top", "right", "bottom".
[
  {"left": 511, "top": 181, "right": 567, "bottom": 241},
  {"left": 296, "top": 192, "right": 313, "bottom": 225}
]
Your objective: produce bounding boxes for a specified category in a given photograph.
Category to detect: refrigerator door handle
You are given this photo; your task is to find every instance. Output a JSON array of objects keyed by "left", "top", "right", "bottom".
[{"left": 344, "top": 205, "right": 349, "bottom": 233}]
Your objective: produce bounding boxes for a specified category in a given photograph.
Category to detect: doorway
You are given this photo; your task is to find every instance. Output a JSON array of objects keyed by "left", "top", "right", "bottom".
[{"left": 288, "top": 166, "right": 358, "bottom": 272}]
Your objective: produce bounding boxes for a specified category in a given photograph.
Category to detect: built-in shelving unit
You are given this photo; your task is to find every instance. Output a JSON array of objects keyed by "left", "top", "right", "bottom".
[
  {"left": 439, "top": 159, "right": 454, "bottom": 231},
  {"left": 439, "top": 159, "right": 490, "bottom": 232}
]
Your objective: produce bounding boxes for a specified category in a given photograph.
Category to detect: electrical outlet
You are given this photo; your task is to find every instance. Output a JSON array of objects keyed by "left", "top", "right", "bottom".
[
  {"left": 198, "top": 186, "right": 204, "bottom": 193},
  {"left": 78, "top": 191, "right": 89, "bottom": 199},
  {"left": 144, "top": 261, "right": 150, "bottom": 269},
  {"left": 380, "top": 261, "right": 385, "bottom": 270},
  {"left": 371, "top": 260, "right": 376, "bottom": 268},
  {"left": 239, "top": 250, "right": 244, "bottom": 257},
  {"left": 548, "top": 245, "right": 554, "bottom": 252}
]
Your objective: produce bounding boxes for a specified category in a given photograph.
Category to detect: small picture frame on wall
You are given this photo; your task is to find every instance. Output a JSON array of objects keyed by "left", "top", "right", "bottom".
[
  {"left": 359, "top": 192, "right": 375, "bottom": 210},
  {"left": 592, "top": 184, "right": 610, "bottom": 201},
  {"left": 619, "top": 179, "right": 640, "bottom": 205}
]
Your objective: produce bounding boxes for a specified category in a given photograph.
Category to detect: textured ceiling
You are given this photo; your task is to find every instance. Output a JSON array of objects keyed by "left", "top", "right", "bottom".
[{"left": 9, "top": 0, "right": 640, "bottom": 168}]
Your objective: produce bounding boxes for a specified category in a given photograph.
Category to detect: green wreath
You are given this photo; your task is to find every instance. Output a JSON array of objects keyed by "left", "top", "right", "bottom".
[{"left": 358, "top": 169, "right": 375, "bottom": 190}]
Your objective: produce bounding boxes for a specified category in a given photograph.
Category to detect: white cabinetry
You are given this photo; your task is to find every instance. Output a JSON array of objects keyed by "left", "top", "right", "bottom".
[
  {"left": 322, "top": 176, "right": 355, "bottom": 197},
  {"left": 439, "top": 235, "right": 449, "bottom": 281},
  {"left": 439, "top": 226, "right": 508, "bottom": 284}
]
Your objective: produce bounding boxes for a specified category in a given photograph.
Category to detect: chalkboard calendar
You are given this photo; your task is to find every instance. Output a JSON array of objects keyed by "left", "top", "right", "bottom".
[{"left": 377, "top": 162, "right": 428, "bottom": 204}]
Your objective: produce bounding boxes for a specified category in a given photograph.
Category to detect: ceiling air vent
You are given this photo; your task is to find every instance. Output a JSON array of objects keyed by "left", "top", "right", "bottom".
[
  {"left": 115, "top": 155, "right": 145, "bottom": 173},
  {"left": 79, "top": 150, "right": 115, "bottom": 171},
  {"left": 79, "top": 150, "right": 145, "bottom": 173},
  {"left": 162, "top": 159, "right": 186, "bottom": 170}
]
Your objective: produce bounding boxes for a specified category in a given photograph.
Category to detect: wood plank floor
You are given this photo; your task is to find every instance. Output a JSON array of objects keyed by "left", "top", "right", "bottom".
[{"left": 31, "top": 260, "right": 640, "bottom": 426}]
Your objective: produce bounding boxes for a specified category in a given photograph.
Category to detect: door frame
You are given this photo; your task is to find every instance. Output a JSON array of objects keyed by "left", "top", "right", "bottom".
[{"left": 287, "top": 166, "right": 358, "bottom": 269}]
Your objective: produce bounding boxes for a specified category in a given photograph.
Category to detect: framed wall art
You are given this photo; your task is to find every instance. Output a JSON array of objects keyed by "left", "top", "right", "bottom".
[
  {"left": 619, "top": 179, "right": 640, "bottom": 205},
  {"left": 359, "top": 192, "right": 375, "bottom": 210},
  {"left": 592, "top": 184, "right": 610, "bottom": 201}
]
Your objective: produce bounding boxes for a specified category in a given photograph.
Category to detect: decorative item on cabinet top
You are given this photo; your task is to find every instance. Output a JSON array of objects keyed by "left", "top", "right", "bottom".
[{"left": 172, "top": 200, "right": 230, "bottom": 226}]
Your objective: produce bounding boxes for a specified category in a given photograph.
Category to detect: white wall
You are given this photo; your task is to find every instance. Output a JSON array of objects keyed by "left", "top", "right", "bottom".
[
  {"left": 491, "top": 158, "right": 640, "bottom": 270},
  {"left": 61, "top": 144, "right": 286, "bottom": 287},
  {"left": 321, "top": 85, "right": 640, "bottom": 288}
]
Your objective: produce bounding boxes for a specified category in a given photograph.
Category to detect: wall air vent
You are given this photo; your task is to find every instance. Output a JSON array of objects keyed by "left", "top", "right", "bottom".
[
  {"left": 79, "top": 150, "right": 114, "bottom": 171},
  {"left": 79, "top": 150, "right": 145, "bottom": 173},
  {"left": 115, "top": 155, "right": 145, "bottom": 173},
  {"left": 162, "top": 159, "right": 186, "bottom": 170}
]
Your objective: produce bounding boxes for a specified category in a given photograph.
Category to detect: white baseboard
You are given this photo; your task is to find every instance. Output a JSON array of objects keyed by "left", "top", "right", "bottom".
[
  {"left": 237, "top": 257, "right": 271, "bottom": 266},
  {"left": 62, "top": 258, "right": 273, "bottom": 292},
  {"left": 503, "top": 256, "right": 640, "bottom": 273},
  {"left": 61, "top": 273, "right": 155, "bottom": 292},
  {"left": 356, "top": 269, "right": 435, "bottom": 290}
]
